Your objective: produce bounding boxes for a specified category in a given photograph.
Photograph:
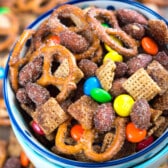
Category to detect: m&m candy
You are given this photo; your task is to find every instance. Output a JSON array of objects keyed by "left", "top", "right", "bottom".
[
  {"left": 113, "top": 94, "right": 134, "bottom": 117},
  {"left": 90, "top": 88, "right": 112, "bottom": 103},
  {"left": 126, "top": 122, "right": 147, "bottom": 143},
  {"left": 83, "top": 76, "right": 101, "bottom": 96}
]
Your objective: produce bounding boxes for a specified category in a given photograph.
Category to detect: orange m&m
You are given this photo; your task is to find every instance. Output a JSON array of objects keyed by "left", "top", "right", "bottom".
[
  {"left": 126, "top": 122, "right": 147, "bottom": 143},
  {"left": 70, "top": 124, "right": 84, "bottom": 141},
  {"left": 141, "top": 36, "right": 158, "bottom": 55}
]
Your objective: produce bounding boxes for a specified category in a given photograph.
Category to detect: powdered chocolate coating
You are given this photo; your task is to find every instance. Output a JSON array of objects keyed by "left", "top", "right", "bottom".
[
  {"left": 130, "top": 99, "right": 151, "bottom": 130},
  {"left": 25, "top": 82, "right": 50, "bottom": 106},
  {"left": 94, "top": 103, "right": 115, "bottom": 132}
]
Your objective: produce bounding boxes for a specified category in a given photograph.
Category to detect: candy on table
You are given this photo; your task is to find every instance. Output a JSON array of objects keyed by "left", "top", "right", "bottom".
[
  {"left": 113, "top": 94, "right": 134, "bottom": 117},
  {"left": 122, "top": 68, "right": 161, "bottom": 101},
  {"left": 0, "top": 67, "right": 5, "bottom": 79}
]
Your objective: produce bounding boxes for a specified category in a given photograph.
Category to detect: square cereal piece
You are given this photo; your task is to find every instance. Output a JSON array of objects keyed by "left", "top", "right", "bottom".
[
  {"left": 152, "top": 89, "right": 168, "bottom": 111},
  {"left": 67, "top": 95, "right": 98, "bottom": 129},
  {"left": 122, "top": 68, "right": 161, "bottom": 101},
  {"left": 32, "top": 98, "right": 70, "bottom": 135},
  {"left": 147, "top": 60, "right": 168, "bottom": 95},
  {"left": 96, "top": 60, "right": 116, "bottom": 91}
]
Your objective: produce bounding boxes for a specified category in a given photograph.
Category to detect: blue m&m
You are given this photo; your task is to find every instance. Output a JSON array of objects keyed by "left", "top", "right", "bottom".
[
  {"left": 0, "top": 67, "right": 5, "bottom": 79},
  {"left": 83, "top": 76, "right": 101, "bottom": 96}
]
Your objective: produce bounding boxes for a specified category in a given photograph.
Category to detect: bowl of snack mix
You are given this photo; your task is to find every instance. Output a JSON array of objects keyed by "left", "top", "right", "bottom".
[{"left": 4, "top": 0, "right": 168, "bottom": 167}]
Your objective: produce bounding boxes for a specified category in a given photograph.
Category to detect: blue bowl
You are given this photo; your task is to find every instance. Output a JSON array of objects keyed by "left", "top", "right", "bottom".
[{"left": 4, "top": 0, "right": 168, "bottom": 167}]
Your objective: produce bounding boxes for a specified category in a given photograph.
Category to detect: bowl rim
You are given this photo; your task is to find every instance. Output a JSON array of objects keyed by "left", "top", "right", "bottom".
[{"left": 4, "top": 0, "right": 168, "bottom": 167}]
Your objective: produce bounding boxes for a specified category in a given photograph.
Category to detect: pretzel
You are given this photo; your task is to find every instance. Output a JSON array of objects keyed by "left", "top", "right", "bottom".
[
  {"left": 55, "top": 117, "right": 127, "bottom": 162},
  {"left": 86, "top": 7, "right": 138, "bottom": 57},
  {"left": 32, "top": 4, "right": 100, "bottom": 62},
  {"left": 9, "top": 29, "right": 35, "bottom": 92},
  {"left": 13, "top": 0, "right": 68, "bottom": 14},
  {"left": 55, "top": 119, "right": 83, "bottom": 155},
  {"left": 0, "top": 9, "right": 19, "bottom": 51},
  {"left": 35, "top": 45, "right": 84, "bottom": 102},
  {"left": 137, "top": 0, "right": 168, "bottom": 6}
]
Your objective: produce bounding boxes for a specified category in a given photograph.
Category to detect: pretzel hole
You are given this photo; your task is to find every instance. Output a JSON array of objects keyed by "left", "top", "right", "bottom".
[
  {"left": 58, "top": 16, "right": 76, "bottom": 28},
  {"left": 0, "top": 35, "right": 7, "bottom": 42}
]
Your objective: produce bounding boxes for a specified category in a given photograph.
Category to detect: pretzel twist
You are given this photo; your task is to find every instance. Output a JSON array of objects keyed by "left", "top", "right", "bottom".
[
  {"left": 9, "top": 29, "right": 35, "bottom": 92},
  {"left": 0, "top": 12, "right": 19, "bottom": 51},
  {"left": 32, "top": 4, "right": 100, "bottom": 62},
  {"left": 14, "top": 0, "right": 68, "bottom": 14},
  {"left": 86, "top": 8, "right": 138, "bottom": 57},
  {"left": 55, "top": 117, "right": 127, "bottom": 162}
]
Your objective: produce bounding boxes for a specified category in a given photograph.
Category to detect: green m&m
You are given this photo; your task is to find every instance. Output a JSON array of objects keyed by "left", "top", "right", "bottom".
[{"left": 90, "top": 88, "right": 112, "bottom": 103}]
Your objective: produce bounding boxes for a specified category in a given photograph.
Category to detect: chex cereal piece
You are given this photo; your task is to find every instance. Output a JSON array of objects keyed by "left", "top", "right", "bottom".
[
  {"left": 150, "top": 108, "right": 162, "bottom": 122},
  {"left": 101, "top": 132, "right": 114, "bottom": 152},
  {"left": 154, "top": 118, "right": 168, "bottom": 137},
  {"left": 54, "top": 59, "right": 69, "bottom": 78},
  {"left": 123, "top": 68, "right": 161, "bottom": 101},
  {"left": 147, "top": 116, "right": 165, "bottom": 137},
  {"left": 152, "top": 90, "right": 168, "bottom": 111},
  {"left": 147, "top": 60, "right": 168, "bottom": 95},
  {"left": 67, "top": 95, "right": 98, "bottom": 129},
  {"left": 96, "top": 60, "right": 116, "bottom": 91},
  {"left": 54, "top": 58, "right": 84, "bottom": 91},
  {"left": 32, "top": 97, "right": 69, "bottom": 135}
]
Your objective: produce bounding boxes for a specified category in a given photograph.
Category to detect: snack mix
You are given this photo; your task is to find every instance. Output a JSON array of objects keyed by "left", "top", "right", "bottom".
[{"left": 6, "top": 3, "right": 168, "bottom": 163}]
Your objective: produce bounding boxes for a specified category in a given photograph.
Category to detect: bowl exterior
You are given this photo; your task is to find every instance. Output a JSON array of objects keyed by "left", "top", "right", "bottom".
[{"left": 4, "top": 0, "right": 168, "bottom": 168}]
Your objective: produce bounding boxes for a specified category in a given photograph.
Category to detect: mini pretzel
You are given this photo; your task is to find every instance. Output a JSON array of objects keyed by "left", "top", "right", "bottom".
[
  {"left": 35, "top": 45, "right": 84, "bottom": 102},
  {"left": 55, "top": 119, "right": 83, "bottom": 155},
  {"left": 32, "top": 5, "right": 100, "bottom": 62},
  {"left": 9, "top": 29, "right": 35, "bottom": 92},
  {"left": 14, "top": 0, "right": 68, "bottom": 14},
  {"left": 86, "top": 7, "right": 138, "bottom": 57},
  {"left": 0, "top": 10, "right": 19, "bottom": 51},
  {"left": 55, "top": 117, "right": 127, "bottom": 162}
]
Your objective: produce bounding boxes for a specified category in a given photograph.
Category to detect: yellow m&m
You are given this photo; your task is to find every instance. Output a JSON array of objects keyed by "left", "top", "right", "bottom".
[
  {"left": 103, "top": 50, "right": 123, "bottom": 63},
  {"left": 105, "top": 35, "right": 123, "bottom": 52},
  {"left": 113, "top": 94, "right": 134, "bottom": 117}
]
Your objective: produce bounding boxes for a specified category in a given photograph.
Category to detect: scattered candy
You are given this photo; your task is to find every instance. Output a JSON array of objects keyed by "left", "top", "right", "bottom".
[
  {"left": 20, "top": 151, "right": 30, "bottom": 167},
  {"left": 136, "top": 136, "right": 154, "bottom": 151},
  {"left": 126, "top": 122, "right": 147, "bottom": 143},
  {"left": 70, "top": 124, "right": 84, "bottom": 141},
  {"left": 113, "top": 94, "right": 134, "bottom": 117},
  {"left": 141, "top": 36, "right": 158, "bottom": 55},
  {"left": 90, "top": 88, "right": 112, "bottom": 103},
  {"left": 31, "top": 121, "right": 44, "bottom": 135},
  {"left": 0, "top": 67, "right": 5, "bottom": 79},
  {"left": 0, "top": 7, "right": 10, "bottom": 15},
  {"left": 83, "top": 76, "right": 101, "bottom": 96},
  {"left": 103, "top": 50, "right": 123, "bottom": 63}
]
